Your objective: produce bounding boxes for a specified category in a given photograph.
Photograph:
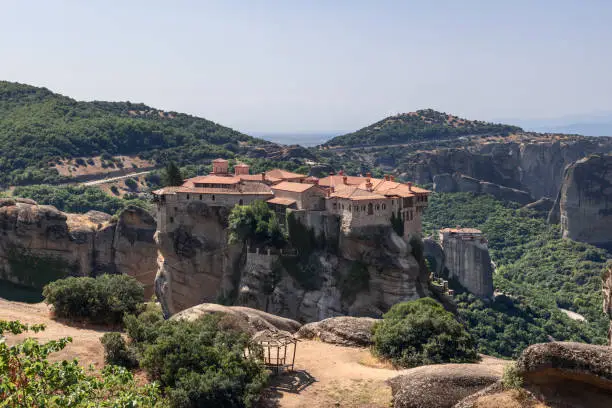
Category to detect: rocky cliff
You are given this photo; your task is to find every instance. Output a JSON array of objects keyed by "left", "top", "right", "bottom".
[
  {"left": 548, "top": 155, "right": 612, "bottom": 249},
  {"left": 0, "top": 199, "right": 157, "bottom": 296},
  {"left": 401, "top": 137, "right": 612, "bottom": 199},
  {"left": 604, "top": 264, "right": 612, "bottom": 345},
  {"left": 155, "top": 204, "right": 429, "bottom": 323},
  {"left": 433, "top": 173, "right": 533, "bottom": 205}
]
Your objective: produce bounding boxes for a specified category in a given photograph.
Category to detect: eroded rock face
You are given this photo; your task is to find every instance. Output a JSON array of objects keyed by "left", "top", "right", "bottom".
[
  {"left": 404, "top": 138, "right": 612, "bottom": 199},
  {"left": 433, "top": 173, "right": 533, "bottom": 205},
  {"left": 157, "top": 206, "right": 429, "bottom": 323},
  {"left": 0, "top": 199, "right": 158, "bottom": 292},
  {"left": 517, "top": 342, "right": 612, "bottom": 408},
  {"left": 552, "top": 155, "right": 612, "bottom": 248},
  {"left": 296, "top": 316, "right": 377, "bottom": 347},
  {"left": 604, "top": 265, "right": 612, "bottom": 345}
]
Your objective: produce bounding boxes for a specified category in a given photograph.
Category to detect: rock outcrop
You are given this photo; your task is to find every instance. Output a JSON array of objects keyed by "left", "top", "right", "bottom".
[
  {"left": 388, "top": 364, "right": 503, "bottom": 408},
  {"left": 604, "top": 265, "right": 612, "bottom": 345},
  {"left": 517, "top": 342, "right": 612, "bottom": 408},
  {"left": 171, "top": 303, "right": 301, "bottom": 334},
  {"left": 549, "top": 155, "right": 612, "bottom": 249},
  {"left": 155, "top": 203, "right": 430, "bottom": 323},
  {"left": 433, "top": 173, "right": 533, "bottom": 205},
  {"left": 0, "top": 199, "right": 158, "bottom": 293},
  {"left": 296, "top": 316, "right": 378, "bottom": 346},
  {"left": 403, "top": 137, "right": 612, "bottom": 199}
]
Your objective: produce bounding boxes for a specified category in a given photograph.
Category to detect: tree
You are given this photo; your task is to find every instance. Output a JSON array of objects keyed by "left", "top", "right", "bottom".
[
  {"left": 372, "top": 298, "right": 479, "bottom": 367},
  {"left": 0, "top": 320, "right": 165, "bottom": 407},
  {"left": 227, "top": 200, "right": 285, "bottom": 248},
  {"left": 162, "top": 161, "right": 184, "bottom": 187}
]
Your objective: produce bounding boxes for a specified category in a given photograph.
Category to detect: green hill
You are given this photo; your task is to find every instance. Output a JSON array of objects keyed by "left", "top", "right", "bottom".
[
  {"left": 324, "top": 109, "right": 522, "bottom": 147},
  {"left": 0, "top": 81, "right": 266, "bottom": 186}
]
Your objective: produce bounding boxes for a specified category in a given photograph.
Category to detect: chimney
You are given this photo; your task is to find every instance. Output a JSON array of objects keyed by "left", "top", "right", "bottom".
[
  {"left": 384, "top": 174, "right": 389, "bottom": 181},
  {"left": 330, "top": 186, "right": 335, "bottom": 193},
  {"left": 390, "top": 175, "right": 395, "bottom": 182},
  {"left": 314, "top": 179, "right": 319, "bottom": 185},
  {"left": 261, "top": 173, "right": 266, "bottom": 181},
  {"left": 366, "top": 172, "right": 372, "bottom": 178},
  {"left": 343, "top": 175, "right": 348, "bottom": 185},
  {"left": 407, "top": 181, "right": 412, "bottom": 191},
  {"left": 338, "top": 170, "right": 344, "bottom": 176}
]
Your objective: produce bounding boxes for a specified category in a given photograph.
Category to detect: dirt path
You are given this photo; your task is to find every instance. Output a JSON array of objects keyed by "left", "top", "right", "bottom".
[{"left": 0, "top": 299, "right": 108, "bottom": 369}]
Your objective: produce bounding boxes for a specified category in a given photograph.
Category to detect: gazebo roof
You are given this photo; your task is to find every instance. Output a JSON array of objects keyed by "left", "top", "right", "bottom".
[{"left": 252, "top": 329, "right": 297, "bottom": 347}]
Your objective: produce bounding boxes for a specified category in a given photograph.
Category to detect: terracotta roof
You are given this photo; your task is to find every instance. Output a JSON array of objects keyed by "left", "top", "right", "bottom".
[
  {"left": 212, "top": 158, "right": 229, "bottom": 163},
  {"left": 183, "top": 175, "right": 241, "bottom": 186},
  {"left": 330, "top": 185, "right": 386, "bottom": 200},
  {"left": 318, "top": 175, "right": 367, "bottom": 187},
  {"left": 272, "top": 181, "right": 316, "bottom": 193},
  {"left": 239, "top": 174, "right": 266, "bottom": 181},
  {"left": 176, "top": 187, "right": 272, "bottom": 195},
  {"left": 440, "top": 228, "right": 482, "bottom": 234},
  {"left": 267, "top": 197, "right": 297, "bottom": 206},
  {"left": 265, "top": 169, "right": 306, "bottom": 180}
]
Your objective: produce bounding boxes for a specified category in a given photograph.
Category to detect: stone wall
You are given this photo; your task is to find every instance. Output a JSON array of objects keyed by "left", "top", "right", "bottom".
[
  {"left": 439, "top": 232, "right": 494, "bottom": 299},
  {"left": 550, "top": 155, "right": 612, "bottom": 249}
]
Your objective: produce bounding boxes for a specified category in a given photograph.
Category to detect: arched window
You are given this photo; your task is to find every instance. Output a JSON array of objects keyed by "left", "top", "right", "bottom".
[
  {"left": 199, "top": 194, "right": 203, "bottom": 200},
  {"left": 212, "top": 195, "right": 216, "bottom": 201},
  {"left": 367, "top": 203, "right": 373, "bottom": 215},
  {"left": 186, "top": 194, "right": 190, "bottom": 200},
  {"left": 239, "top": 199, "right": 243, "bottom": 205},
  {"left": 382, "top": 203, "right": 386, "bottom": 210},
  {"left": 376, "top": 204, "right": 380, "bottom": 211}
]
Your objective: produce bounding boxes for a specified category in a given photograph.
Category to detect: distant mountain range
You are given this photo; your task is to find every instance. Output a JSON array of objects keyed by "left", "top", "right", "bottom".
[{"left": 504, "top": 113, "right": 612, "bottom": 137}]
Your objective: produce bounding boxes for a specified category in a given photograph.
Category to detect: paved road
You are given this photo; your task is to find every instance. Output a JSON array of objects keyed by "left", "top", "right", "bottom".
[{"left": 81, "top": 170, "right": 154, "bottom": 186}]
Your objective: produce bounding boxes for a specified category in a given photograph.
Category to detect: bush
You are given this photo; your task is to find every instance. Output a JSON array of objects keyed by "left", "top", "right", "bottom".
[
  {"left": 43, "top": 275, "right": 144, "bottom": 324},
  {"left": 502, "top": 362, "right": 523, "bottom": 390},
  {"left": 137, "top": 314, "right": 268, "bottom": 408},
  {"left": 100, "top": 332, "right": 138, "bottom": 368},
  {"left": 228, "top": 200, "right": 285, "bottom": 248},
  {"left": 372, "top": 298, "right": 479, "bottom": 367},
  {"left": 124, "top": 177, "right": 138, "bottom": 190}
]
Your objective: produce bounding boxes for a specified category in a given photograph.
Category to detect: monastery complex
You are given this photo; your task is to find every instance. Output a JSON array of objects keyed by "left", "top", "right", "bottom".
[{"left": 153, "top": 158, "right": 430, "bottom": 238}]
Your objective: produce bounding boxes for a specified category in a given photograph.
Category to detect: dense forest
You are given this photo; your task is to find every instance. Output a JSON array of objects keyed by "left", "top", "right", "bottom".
[
  {"left": 0, "top": 81, "right": 267, "bottom": 187},
  {"left": 422, "top": 192, "right": 610, "bottom": 357},
  {"left": 324, "top": 109, "right": 521, "bottom": 147}
]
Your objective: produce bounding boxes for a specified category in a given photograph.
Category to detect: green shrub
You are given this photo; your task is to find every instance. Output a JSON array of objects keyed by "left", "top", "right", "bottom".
[
  {"left": 43, "top": 275, "right": 144, "bottom": 324},
  {"left": 124, "top": 177, "right": 138, "bottom": 190},
  {"left": 228, "top": 200, "right": 285, "bottom": 248},
  {"left": 372, "top": 298, "right": 479, "bottom": 367},
  {"left": 100, "top": 332, "right": 138, "bottom": 368},
  {"left": 138, "top": 314, "right": 267, "bottom": 408},
  {"left": 502, "top": 362, "right": 523, "bottom": 390}
]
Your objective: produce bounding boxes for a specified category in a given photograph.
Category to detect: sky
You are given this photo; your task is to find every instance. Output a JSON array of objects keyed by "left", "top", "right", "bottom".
[{"left": 2, "top": 0, "right": 612, "bottom": 134}]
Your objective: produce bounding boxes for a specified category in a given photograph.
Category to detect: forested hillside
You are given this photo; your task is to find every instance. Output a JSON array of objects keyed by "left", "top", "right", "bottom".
[
  {"left": 324, "top": 109, "right": 521, "bottom": 147},
  {"left": 0, "top": 81, "right": 266, "bottom": 186},
  {"left": 423, "top": 193, "right": 610, "bottom": 357}
]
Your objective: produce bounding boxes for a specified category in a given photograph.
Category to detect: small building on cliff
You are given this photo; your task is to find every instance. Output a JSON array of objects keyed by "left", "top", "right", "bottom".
[{"left": 438, "top": 228, "right": 494, "bottom": 299}]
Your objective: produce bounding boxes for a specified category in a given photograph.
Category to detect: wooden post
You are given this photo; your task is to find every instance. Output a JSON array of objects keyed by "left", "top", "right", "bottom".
[{"left": 291, "top": 340, "right": 297, "bottom": 371}]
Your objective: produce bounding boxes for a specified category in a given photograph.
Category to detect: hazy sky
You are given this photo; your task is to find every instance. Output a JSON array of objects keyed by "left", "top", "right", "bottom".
[{"left": 2, "top": 0, "right": 612, "bottom": 133}]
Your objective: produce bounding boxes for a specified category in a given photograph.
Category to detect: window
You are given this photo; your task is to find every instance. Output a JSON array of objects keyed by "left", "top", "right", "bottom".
[
  {"left": 333, "top": 203, "right": 337, "bottom": 210},
  {"left": 341, "top": 204, "right": 344, "bottom": 210},
  {"left": 355, "top": 206, "right": 358, "bottom": 212},
  {"left": 186, "top": 194, "right": 190, "bottom": 200},
  {"left": 212, "top": 195, "right": 215, "bottom": 201},
  {"left": 239, "top": 199, "right": 243, "bottom": 205},
  {"left": 376, "top": 204, "right": 380, "bottom": 211},
  {"left": 348, "top": 205, "right": 351, "bottom": 211},
  {"left": 174, "top": 207, "right": 178, "bottom": 211},
  {"left": 170, "top": 216, "right": 174, "bottom": 223},
  {"left": 382, "top": 203, "right": 386, "bottom": 210},
  {"left": 367, "top": 203, "right": 373, "bottom": 215},
  {"left": 362, "top": 206, "right": 366, "bottom": 211}
]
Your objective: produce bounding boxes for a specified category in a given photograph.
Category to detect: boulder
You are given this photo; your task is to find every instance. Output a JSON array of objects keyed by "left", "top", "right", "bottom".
[
  {"left": 388, "top": 364, "right": 502, "bottom": 408},
  {"left": 517, "top": 342, "right": 612, "bottom": 408},
  {"left": 170, "top": 303, "right": 302, "bottom": 334},
  {"left": 295, "top": 316, "right": 378, "bottom": 347}
]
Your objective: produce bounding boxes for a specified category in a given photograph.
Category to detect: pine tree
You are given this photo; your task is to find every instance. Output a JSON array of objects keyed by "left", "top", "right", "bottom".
[{"left": 162, "top": 162, "right": 183, "bottom": 186}]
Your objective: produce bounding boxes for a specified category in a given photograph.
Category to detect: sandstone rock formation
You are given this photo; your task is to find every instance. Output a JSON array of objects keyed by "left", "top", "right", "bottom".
[
  {"left": 296, "top": 316, "right": 378, "bottom": 347},
  {"left": 522, "top": 197, "right": 555, "bottom": 218},
  {"left": 404, "top": 138, "right": 612, "bottom": 199},
  {"left": 155, "top": 201, "right": 430, "bottom": 323},
  {"left": 388, "top": 364, "right": 503, "bottom": 408},
  {"left": 549, "top": 155, "right": 612, "bottom": 248},
  {"left": 423, "top": 237, "right": 445, "bottom": 276},
  {"left": 433, "top": 173, "right": 533, "bottom": 205},
  {"left": 170, "top": 303, "right": 301, "bottom": 334},
  {"left": 604, "top": 264, "right": 612, "bottom": 345},
  {"left": 0, "top": 199, "right": 157, "bottom": 293},
  {"left": 517, "top": 342, "right": 612, "bottom": 408}
]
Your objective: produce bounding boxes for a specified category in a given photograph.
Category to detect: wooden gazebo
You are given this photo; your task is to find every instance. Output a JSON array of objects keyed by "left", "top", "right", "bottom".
[{"left": 250, "top": 329, "right": 298, "bottom": 374}]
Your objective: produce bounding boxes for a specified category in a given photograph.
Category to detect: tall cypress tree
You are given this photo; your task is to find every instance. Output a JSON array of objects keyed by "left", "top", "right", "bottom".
[{"left": 162, "top": 162, "right": 183, "bottom": 186}]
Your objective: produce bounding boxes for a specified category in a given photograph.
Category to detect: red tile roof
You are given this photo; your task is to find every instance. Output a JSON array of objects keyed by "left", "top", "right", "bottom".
[
  {"left": 183, "top": 175, "right": 241, "bottom": 186},
  {"left": 265, "top": 169, "right": 306, "bottom": 180},
  {"left": 272, "top": 181, "right": 317, "bottom": 193},
  {"left": 267, "top": 197, "right": 297, "bottom": 206}
]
